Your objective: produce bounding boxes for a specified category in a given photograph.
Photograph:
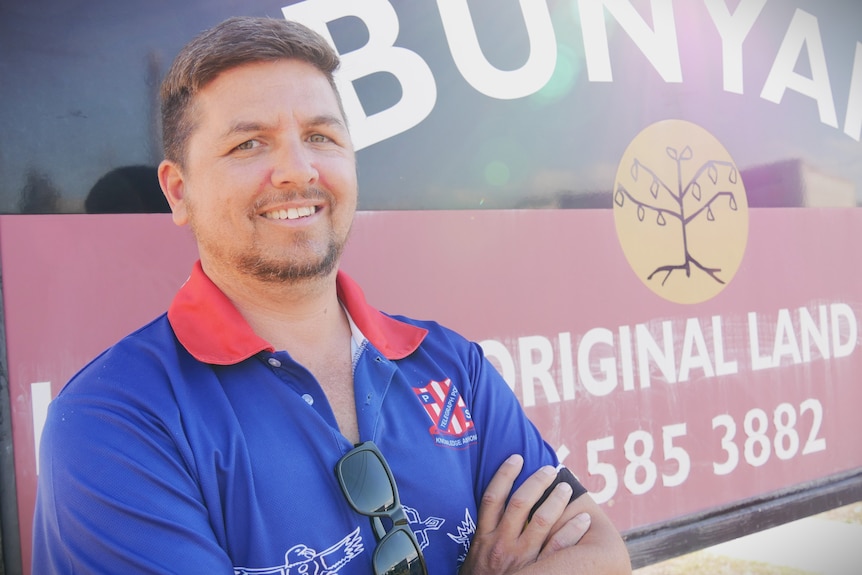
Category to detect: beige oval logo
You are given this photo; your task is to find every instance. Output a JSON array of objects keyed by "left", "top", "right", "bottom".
[{"left": 613, "top": 120, "right": 749, "bottom": 304}]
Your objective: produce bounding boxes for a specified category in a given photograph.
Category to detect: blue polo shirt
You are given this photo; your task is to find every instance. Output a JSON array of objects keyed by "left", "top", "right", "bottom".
[{"left": 33, "top": 262, "right": 577, "bottom": 574}]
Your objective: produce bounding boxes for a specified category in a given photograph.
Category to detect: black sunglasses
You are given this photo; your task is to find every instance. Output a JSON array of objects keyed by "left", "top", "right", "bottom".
[{"left": 335, "top": 441, "right": 428, "bottom": 575}]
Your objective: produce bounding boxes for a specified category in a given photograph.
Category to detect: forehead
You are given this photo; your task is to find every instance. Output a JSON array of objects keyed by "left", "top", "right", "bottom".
[{"left": 192, "top": 59, "right": 343, "bottom": 129}]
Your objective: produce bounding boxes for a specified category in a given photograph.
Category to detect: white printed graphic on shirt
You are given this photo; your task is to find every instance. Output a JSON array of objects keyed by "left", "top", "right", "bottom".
[
  {"left": 233, "top": 526, "right": 363, "bottom": 575},
  {"left": 404, "top": 504, "right": 445, "bottom": 550},
  {"left": 447, "top": 508, "right": 476, "bottom": 565}
]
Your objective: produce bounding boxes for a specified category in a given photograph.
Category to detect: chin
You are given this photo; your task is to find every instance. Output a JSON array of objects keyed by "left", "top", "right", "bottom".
[{"left": 241, "top": 248, "right": 341, "bottom": 283}]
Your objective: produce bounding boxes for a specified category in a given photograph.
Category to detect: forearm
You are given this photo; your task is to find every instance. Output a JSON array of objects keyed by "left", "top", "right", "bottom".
[
  {"left": 520, "top": 492, "right": 631, "bottom": 575},
  {"left": 461, "top": 457, "right": 632, "bottom": 575},
  {"left": 514, "top": 514, "right": 632, "bottom": 575}
]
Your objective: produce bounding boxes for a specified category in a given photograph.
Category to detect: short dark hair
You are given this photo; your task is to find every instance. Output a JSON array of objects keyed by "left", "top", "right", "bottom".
[{"left": 160, "top": 16, "right": 342, "bottom": 166}]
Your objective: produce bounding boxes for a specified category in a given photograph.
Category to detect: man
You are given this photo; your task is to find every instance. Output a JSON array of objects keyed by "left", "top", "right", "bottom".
[{"left": 33, "top": 16, "right": 631, "bottom": 574}]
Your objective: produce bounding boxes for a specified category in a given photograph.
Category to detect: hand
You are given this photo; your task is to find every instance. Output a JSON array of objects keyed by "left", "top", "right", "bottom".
[{"left": 459, "top": 455, "right": 593, "bottom": 575}]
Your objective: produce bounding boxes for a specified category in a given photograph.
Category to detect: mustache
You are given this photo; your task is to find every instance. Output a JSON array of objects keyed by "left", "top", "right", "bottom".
[{"left": 251, "top": 187, "right": 331, "bottom": 212}]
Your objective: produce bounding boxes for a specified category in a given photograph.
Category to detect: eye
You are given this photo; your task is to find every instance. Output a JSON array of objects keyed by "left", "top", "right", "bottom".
[
  {"left": 235, "top": 139, "right": 260, "bottom": 151},
  {"left": 308, "top": 133, "right": 331, "bottom": 144}
]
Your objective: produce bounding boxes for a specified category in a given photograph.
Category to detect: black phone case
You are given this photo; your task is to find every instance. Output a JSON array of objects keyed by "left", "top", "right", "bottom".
[{"left": 527, "top": 467, "right": 587, "bottom": 521}]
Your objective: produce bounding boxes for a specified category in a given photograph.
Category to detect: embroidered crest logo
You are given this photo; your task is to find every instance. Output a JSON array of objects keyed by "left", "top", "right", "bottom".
[{"left": 414, "top": 379, "right": 478, "bottom": 448}]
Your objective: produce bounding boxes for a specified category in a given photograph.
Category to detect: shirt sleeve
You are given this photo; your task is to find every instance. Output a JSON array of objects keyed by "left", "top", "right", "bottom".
[
  {"left": 32, "top": 387, "right": 235, "bottom": 574},
  {"left": 464, "top": 339, "right": 587, "bottom": 505}
]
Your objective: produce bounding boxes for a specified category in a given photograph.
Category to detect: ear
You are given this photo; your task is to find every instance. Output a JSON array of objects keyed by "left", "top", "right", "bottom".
[{"left": 158, "top": 160, "right": 189, "bottom": 226}]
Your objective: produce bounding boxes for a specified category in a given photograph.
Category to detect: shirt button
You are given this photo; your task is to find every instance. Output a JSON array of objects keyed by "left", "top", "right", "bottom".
[
  {"left": 268, "top": 358, "right": 282, "bottom": 368},
  {"left": 301, "top": 393, "right": 314, "bottom": 405}
]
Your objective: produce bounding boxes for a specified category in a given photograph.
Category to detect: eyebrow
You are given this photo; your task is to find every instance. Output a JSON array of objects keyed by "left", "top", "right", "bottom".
[
  {"left": 220, "top": 114, "right": 347, "bottom": 140},
  {"left": 307, "top": 114, "right": 349, "bottom": 133},
  {"left": 219, "top": 120, "right": 274, "bottom": 141}
]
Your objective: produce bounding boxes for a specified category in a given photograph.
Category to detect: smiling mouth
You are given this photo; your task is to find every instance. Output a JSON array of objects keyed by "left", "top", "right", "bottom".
[{"left": 263, "top": 206, "right": 318, "bottom": 220}]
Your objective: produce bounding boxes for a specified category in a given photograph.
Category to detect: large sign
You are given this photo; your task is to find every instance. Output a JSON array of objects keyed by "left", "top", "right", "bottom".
[
  {"left": 2, "top": 1, "right": 860, "bottom": 214},
  {"left": 2, "top": 1, "right": 861, "bottom": 573},
  {"left": 4, "top": 205, "right": 862, "bottom": 572}
]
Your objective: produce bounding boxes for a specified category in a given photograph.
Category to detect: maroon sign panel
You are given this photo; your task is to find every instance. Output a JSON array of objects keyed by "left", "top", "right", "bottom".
[{"left": 4, "top": 207, "right": 862, "bottom": 572}]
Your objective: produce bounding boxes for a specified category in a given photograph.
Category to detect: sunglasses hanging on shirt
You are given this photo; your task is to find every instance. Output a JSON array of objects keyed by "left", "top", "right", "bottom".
[{"left": 336, "top": 441, "right": 428, "bottom": 575}]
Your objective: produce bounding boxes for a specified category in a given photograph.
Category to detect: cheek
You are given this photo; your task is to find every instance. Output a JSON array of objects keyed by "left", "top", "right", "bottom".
[
  {"left": 184, "top": 182, "right": 241, "bottom": 229},
  {"left": 202, "top": 165, "right": 270, "bottom": 212},
  {"left": 319, "top": 163, "right": 357, "bottom": 205},
  {"left": 224, "top": 162, "right": 271, "bottom": 192}
]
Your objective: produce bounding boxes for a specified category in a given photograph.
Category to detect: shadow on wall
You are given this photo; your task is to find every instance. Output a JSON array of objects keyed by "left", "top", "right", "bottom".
[
  {"left": 18, "top": 169, "right": 61, "bottom": 213},
  {"left": 85, "top": 165, "right": 170, "bottom": 214}
]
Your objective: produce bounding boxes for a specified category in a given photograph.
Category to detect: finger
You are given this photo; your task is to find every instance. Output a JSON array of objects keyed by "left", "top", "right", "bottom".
[
  {"left": 538, "top": 512, "right": 592, "bottom": 560},
  {"left": 496, "top": 465, "right": 558, "bottom": 537},
  {"left": 525, "top": 480, "right": 573, "bottom": 532},
  {"left": 519, "top": 480, "right": 573, "bottom": 553},
  {"left": 476, "top": 454, "right": 524, "bottom": 533}
]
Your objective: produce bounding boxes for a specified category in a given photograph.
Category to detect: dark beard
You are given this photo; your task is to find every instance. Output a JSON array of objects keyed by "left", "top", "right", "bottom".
[
  {"left": 189, "top": 186, "right": 349, "bottom": 284},
  {"left": 237, "top": 234, "right": 343, "bottom": 283}
]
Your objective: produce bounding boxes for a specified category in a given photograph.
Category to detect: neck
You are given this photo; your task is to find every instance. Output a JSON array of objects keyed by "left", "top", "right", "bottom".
[{"left": 202, "top": 261, "right": 348, "bottom": 354}]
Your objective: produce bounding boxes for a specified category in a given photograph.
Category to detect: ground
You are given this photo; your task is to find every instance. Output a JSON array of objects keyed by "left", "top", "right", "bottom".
[{"left": 633, "top": 502, "right": 862, "bottom": 575}]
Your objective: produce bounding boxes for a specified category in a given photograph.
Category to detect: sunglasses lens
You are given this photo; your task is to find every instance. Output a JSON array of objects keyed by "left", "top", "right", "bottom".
[
  {"left": 374, "top": 528, "right": 425, "bottom": 575},
  {"left": 340, "top": 449, "right": 395, "bottom": 514}
]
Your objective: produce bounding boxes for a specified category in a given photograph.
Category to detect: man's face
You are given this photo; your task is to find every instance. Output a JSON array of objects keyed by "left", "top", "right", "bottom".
[{"left": 160, "top": 59, "right": 357, "bottom": 284}]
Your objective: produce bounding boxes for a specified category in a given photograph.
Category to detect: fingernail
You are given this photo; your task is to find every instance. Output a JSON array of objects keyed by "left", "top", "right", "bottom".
[
  {"left": 540, "top": 465, "right": 556, "bottom": 477},
  {"left": 575, "top": 512, "right": 591, "bottom": 527},
  {"left": 506, "top": 454, "right": 524, "bottom": 466}
]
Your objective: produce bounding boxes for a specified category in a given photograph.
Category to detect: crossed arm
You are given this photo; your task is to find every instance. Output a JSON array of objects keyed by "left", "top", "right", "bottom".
[{"left": 461, "top": 454, "right": 632, "bottom": 575}]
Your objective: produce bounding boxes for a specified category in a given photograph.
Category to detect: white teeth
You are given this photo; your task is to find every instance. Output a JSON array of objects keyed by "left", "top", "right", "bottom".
[{"left": 264, "top": 206, "right": 317, "bottom": 220}]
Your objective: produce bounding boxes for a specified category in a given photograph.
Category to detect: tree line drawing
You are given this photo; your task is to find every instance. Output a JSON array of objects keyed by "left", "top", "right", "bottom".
[{"left": 614, "top": 145, "right": 741, "bottom": 287}]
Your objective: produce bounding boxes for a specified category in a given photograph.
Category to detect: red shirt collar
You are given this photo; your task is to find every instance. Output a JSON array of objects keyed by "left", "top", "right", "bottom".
[{"left": 168, "top": 261, "right": 427, "bottom": 365}]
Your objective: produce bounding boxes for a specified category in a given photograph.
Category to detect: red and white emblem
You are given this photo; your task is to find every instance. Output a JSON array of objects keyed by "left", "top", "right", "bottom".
[{"left": 414, "top": 378, "right": 475, "bottom": 438}]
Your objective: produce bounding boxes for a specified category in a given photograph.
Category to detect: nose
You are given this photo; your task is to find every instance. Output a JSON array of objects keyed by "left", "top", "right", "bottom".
[{"left": 271, "top": 137, "right": 319, "bottom": 187}]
